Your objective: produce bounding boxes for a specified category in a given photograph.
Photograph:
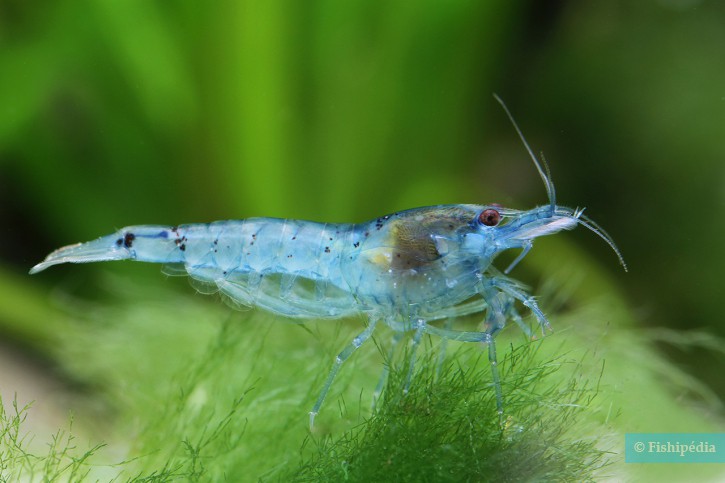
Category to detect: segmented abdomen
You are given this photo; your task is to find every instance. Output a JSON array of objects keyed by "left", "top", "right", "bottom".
[{"left": 160, "top": 219, "right": 359, "bottom": 318}]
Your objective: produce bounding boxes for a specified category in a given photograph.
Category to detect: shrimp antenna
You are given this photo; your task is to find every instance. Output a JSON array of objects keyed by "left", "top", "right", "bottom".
[
  {"left": 572, "top": 209, "right": 629, "bottom": 272},
  {"left": 493, "top": 94, "right": 556, "bottom": 215}
]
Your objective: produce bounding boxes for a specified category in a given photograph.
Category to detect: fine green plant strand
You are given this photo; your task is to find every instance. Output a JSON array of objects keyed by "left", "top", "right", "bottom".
[{"left": 0, "top": 397, "right": 106, "bottom": 482}]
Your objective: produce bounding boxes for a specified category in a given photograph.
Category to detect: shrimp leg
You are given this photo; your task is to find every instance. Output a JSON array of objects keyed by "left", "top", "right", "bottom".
[
  {"left": 309, "top": 318, "right": 378, "bottom": 427},
  {"left": 424, "top": 298, "right": 488, "bottom": 322},
  {"left": 435, "top": 317, "right": 455, "bottom": 379},
  {"left": 491, "top": 277, "right": 550, "bottom": 335},
  {"left": 372, "top": 330, "right": 404, "bottom": 409},
  {"left": 480, "top": 286, "right": 507, "bottom": 421},
  {"left": 487, "top": 334, "right": 503, "bottom": 424},
  {"left": 404, "top": 319, "right": 426, "bottom": 394},
  {"left": 504, "top": 299, "right": 534, "bottom": 340}
]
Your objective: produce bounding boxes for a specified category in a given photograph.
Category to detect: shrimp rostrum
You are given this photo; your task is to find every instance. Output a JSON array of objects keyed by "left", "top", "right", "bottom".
[{"left": 30, "top": 97, "right": 626, "bottom": 426}]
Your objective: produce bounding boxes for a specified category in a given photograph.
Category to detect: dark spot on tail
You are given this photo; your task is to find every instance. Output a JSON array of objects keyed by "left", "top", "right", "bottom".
[
  {"left": 174, "top": 235, "right": 188, "bottom": 251},
  {"left": 123, "top": 233, "right": 135, "bottom": 248}
]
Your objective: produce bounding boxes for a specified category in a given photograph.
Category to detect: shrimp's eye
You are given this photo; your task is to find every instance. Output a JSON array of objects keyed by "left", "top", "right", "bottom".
[{"left": 479, "top": 209, "right": 501, "bottom": 227}]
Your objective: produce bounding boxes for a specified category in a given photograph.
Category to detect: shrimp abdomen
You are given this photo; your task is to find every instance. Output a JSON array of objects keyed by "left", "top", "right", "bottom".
[
  {"left": 30, "top": 219, "right": 361, "bottom": 318},
  {"left": 178, "top": 219, "right": 359, "bottom": 318}
]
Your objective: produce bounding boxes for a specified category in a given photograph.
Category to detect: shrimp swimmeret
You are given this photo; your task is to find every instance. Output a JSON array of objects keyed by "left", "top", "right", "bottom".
[{"left": 30, "top": 97, "right": 626, "bottom": 426}]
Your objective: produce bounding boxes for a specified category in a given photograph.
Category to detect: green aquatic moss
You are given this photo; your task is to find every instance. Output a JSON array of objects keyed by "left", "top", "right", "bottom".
[{"left": 289, "top": 342, "right": 610, "bottom": 482}]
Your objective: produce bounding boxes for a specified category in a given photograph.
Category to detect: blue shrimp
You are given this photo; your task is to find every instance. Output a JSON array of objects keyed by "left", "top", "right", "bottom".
[{"left": 30, "top": 96, "right": 626, "bottom": 427}]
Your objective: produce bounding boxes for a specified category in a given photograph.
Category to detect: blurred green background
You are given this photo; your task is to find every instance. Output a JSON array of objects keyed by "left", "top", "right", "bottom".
[{"left": 1, "top": 0, "right": 724, "bottom": 479}]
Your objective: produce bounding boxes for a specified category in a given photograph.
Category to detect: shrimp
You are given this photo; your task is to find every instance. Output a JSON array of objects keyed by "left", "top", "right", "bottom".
[{"left": 30, "top": 95, "right": 626, "bottom": 427}]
